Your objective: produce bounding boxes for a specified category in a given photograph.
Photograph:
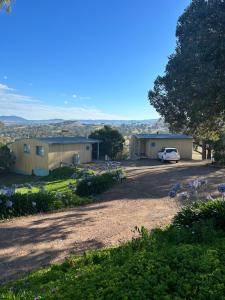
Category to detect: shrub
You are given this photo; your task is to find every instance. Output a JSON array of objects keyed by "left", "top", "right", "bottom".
[
  {"left": 172, "top": 200, "right": 225, "bottom": 230},
  {"left": 0, "top": 191, "right": 91, "bottom": 220},
  {"left": 43, "top": 166, "right": 95, "bottom": 181},
  {"left": 76, "top": 169, "right": 125, "bottom": 197}
]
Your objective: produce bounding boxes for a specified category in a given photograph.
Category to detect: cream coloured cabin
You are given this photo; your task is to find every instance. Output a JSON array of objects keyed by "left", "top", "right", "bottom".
[
  {"left": 130, "top": 134, "right": 193, "bottom": 160},
  {"left": 10, "top": 136, "right": 100, "bottom": 176}
]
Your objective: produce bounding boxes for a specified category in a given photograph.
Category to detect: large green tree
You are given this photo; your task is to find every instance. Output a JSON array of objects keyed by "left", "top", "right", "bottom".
[
  {"left": 0, "top": 0, "right": 11, "bottom": 12},
  {"left": 89, "top": 125, "right": 125, "bottom": 160},
  {"left": 148, "top": 0, "right": 225, "bottom": 158}
]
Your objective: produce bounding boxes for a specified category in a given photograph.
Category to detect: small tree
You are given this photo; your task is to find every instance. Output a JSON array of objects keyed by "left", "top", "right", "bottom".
[
  {"left": 89, "top": 126, "right": 125, "bottom": 160},
  {"left": 148, "top": 0, "right": 225, "bottom": 159},
  {"left": 0, "top": 0, "right": 12, "bottom": 12},
  {"left": 0, "top": 145, "right": 15, "bottom": 172}
]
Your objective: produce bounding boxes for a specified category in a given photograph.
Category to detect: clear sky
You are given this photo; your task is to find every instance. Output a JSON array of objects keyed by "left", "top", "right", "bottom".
[{"left": 0, "top": 0, "right": 190, "bottom": 120}]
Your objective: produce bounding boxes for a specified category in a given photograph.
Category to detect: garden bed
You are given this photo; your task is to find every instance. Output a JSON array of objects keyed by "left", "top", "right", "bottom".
[{"left": 0, "top": 166, "right": 125, "bottom": 220}]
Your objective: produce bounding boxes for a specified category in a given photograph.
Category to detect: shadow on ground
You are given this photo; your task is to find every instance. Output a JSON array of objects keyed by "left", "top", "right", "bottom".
[{"left": 97, "top": 160, "right": 224, "bottom": 201}]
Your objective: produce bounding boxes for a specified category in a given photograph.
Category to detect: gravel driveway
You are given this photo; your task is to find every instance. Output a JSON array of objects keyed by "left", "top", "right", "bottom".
[{"left": 0, "top": 160, "right": 224, "bottom": 283}]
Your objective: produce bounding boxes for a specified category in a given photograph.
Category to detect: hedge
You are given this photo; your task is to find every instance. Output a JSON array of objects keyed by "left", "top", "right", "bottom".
[
  {"left": 0, "top": 191, "right": 91, "bottom": 220},
  {"left": 76, "top": 169, "right": 125, "bottom": 197}
]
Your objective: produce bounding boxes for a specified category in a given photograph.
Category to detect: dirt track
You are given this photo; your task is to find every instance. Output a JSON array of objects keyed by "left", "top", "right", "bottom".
[{"left": 0, "top": 160, "right": 224, "bottom": 283}]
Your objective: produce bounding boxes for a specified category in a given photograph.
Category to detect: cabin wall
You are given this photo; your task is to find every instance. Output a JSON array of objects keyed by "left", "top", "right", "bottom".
[
  {"left": 48, "top": 143, "right": 92, "bottom": 170},
  {"left": 11, "top": 139, "right": 49, "bottom": 176},
  {"left": 145, "top": 139, "right": 193, "bottom": 159}
]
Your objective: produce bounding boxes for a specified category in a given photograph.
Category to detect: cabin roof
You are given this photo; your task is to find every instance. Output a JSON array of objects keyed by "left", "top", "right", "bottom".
[
  {"left": 133, "top": 134, "right": 193, "bottom": 140},
  {"left": 21, "top": 136, "right": 101, "bottom": 144}
]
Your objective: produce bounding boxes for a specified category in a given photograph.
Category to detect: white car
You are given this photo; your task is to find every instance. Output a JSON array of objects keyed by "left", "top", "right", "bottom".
[{"left": 158, "top": 147, "right": 180, "bottom": 163}]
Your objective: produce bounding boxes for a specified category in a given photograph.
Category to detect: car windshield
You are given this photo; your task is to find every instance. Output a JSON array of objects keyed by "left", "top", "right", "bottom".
[{"left": 166, "top": 149, "right": 177, "bottom": 153}]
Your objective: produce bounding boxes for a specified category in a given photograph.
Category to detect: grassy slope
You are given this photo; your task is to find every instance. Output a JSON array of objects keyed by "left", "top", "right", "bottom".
[{"left": 1, "top": 222, "right": 225, "bottom": 299}]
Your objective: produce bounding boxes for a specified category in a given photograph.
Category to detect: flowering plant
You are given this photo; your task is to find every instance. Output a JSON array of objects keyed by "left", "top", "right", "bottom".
[{"left": 168, "top": 177, "right": 210, "bottom": 204}]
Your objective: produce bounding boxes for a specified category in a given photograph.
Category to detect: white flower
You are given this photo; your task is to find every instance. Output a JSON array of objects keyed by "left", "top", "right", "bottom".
[
  {"left": 32, "top": 201, "right": 36, "bottom": 207},
  {"left": 178, "top": 192, "right": 189, "bottom": 201}
]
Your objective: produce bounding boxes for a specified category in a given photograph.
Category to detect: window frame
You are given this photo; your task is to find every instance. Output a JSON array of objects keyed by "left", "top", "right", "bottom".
[
  {"left": 36, "top": 145, "right": 45, "bottom": 156},
  {"left": 23, "top": 143, "right": 31, "bottom": 154}
]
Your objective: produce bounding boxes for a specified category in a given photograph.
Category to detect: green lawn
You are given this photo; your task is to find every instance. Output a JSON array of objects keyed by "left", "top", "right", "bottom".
[{"left": 17, "top": 179, "right": 77, "bottom": 194}]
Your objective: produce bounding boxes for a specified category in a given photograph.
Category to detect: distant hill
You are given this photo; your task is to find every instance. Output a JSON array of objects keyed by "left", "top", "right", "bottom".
[
  {"left": 79, "top": 119, "right": 158, "bottom": 125},
  {"left": 0, "top": 116, "right": 158, "bottom": 125},
  {"left": 0, "top": 116, "right": 64, "bottom": 125}
]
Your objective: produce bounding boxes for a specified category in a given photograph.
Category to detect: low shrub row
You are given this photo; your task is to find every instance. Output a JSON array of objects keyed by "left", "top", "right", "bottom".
[
  {"left": 43, "top": 166, "right": 95, "bottom": 181},
  {"left": 172, "top": 199, "right": 225, "bottom": 230},
  {"left": 2, "top": 201, "right": 225, "bottom": 299},
  {"left": 0, "top": 191, "right": 91, "bottom": 220},
  {"left": 76, "top": 169, "right": 125, "bottom": 197}
]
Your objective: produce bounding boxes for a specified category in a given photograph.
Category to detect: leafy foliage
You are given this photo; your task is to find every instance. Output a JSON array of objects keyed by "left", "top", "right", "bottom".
[
  {"left": 148, "top": 0, "right": 225, "bottom": 141},
  {"left": 42, "top": 166, "right": 94, "bottom": 181},
  {"left": 173, "top": 200, "right": 225, "bottom": 230},
  {"left": 0, "top": 191, "right": 91, "bottom": 220},
  {"left": 76, "top": 169, "right": 124, "bottom": 196},
  {"left": 0, "top": 0, "right": 11, "bottom": 12},
  {"left": 3, "top": 206, "right": 225, "bottom": 298},
  {"left": 89, "top": 125, "right": 125, "bottom": 159},
  {"left": 0, "top": 145, "right": 15, "bottom": 173}
]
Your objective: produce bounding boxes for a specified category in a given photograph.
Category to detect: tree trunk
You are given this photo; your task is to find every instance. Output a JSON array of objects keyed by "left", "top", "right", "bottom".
[
  {"left": 207, "top": 147, "right": 212, "bottom": 159},
  {"left": 202, "top": 141, "right": 207, "bottom": 160}
]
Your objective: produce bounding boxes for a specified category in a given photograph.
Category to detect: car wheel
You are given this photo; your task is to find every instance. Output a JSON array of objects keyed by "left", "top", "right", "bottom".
[{"left": 161, "top": 158, "right": 164, "bottom": 163}]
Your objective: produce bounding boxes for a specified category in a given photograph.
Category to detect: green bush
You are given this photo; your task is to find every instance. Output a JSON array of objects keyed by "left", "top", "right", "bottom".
[
  {"left": 43, "top": 166, "right": 95, "bottom": 181},
  {"left": 76, "top": 170, "right": 124, "bottom": 197},
  {"left": 0, "top": 191, "right": 92, "bottom": 220},
  {"left": 2, "top": 220, "right": 225, "bottom": 299},
  {"left": 172, "top": 199, "right": 225, "bottom": 230}
]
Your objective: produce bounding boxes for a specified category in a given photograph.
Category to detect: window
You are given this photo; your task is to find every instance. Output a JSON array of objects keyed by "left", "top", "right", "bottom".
[
  {"left": 151, "top": 142, "right": 156, "bottom": 147},
  {"left": 23, "top": 144, "right": 30, "bottom": 154},
  {"left": 36, "top": 146, "right": 44, "bottom": 156},
  {"left": 86, "top": 145, "right": 90, "bottom": 151},
  {"left": 166, "top": 148, "right": 177, "bottom": 153}
]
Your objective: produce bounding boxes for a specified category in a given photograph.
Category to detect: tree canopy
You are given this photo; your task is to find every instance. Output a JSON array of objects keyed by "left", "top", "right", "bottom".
[
  {"left": 89, "top": 125, "right": 125, "bottom": 160},
  {"left": 0, "top": 0, "right": 11, "bottom": 12},
  {"left": 148, "top": 0, "right": 225, "bottom": 141}
]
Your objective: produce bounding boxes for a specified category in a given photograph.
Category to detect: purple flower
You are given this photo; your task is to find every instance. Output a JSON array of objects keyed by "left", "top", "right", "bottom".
[
  {"left": 1, "top": 187, "right": 15, "bottom": 197},
  {"left": 169, "top": 189, "right": 177, "bottom": 198},
  {"left": 218, "top": 184, "right": 225, "bottom": 194}
]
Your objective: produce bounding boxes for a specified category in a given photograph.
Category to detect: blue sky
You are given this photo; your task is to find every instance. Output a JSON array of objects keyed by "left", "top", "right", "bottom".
[{"left": 0, "top": 0, "right": 190, "bottom": 120}]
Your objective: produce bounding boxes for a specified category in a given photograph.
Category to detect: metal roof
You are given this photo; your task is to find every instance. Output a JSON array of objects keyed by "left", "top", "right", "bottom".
[
  {"left": 34, "top": 136, "right": 101, "bottom": 144},
  {"left": 134, "top": 134, "right": 193, "bottom": 140}
]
